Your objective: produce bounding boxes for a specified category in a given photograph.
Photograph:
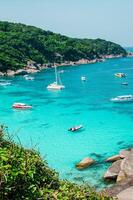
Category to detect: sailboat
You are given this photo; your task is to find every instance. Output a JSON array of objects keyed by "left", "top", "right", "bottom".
[{"left": 47, "top": 65, "right": 65, "bottom": 90}]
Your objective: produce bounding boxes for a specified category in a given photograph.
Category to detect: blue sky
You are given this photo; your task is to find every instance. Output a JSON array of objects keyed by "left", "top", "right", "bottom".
[{"left": 0, "top": 0, "right": 133, "bottom": 46}]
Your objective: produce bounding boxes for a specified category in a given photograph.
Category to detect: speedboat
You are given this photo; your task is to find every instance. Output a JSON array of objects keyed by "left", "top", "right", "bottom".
[
  {"left": 110, "top": 95, "right": 133, "bottom": 103},
  {"left": 68, "top": 125, "right": 83, "bottom": 132},
  {"left": 12, "top": 103, "right": 32, "bottom": 109},
  {"left": 114, "top": 73, "right": 126, "bottom": 78},
  {"left": 81, "top": 76, "right": 86, "bottom": 81}
]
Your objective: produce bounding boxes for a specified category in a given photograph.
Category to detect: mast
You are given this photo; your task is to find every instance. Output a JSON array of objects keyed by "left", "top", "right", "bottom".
[{"left": 54, "top": 65, "right": 58, "bottom": 84}]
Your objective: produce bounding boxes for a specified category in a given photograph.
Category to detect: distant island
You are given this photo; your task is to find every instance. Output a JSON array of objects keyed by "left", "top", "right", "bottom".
[{"left": 0, "top": 21, "right": 127, "bottom": 76}]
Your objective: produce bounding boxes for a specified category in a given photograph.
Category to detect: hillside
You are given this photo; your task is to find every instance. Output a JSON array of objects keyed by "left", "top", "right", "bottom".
[{"left": 0, "top": 21, "right": 127, "bottom": 72}]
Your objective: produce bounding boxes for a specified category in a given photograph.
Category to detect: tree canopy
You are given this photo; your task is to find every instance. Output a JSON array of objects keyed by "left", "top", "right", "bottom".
[{"left": 0, "top": 21, "right": 127, "bottom": 72}]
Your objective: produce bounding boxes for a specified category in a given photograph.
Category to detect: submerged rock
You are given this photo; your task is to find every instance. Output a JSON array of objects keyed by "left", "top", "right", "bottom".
[
  {"left": 76, "top": 157, "right": 95, "bottom": 170},
  {"left": 106, "top": 155, "right": 121, "bottom": 162},
  {"left": 104, "top": 160, "right": 122, "bottom": 180}
]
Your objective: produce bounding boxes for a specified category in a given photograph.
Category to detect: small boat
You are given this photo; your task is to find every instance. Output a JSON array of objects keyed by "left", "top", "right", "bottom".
[
  {"left": 47, "top": 65, "right": 65, "bottom": 90},
  {"left": 68, "top": 125, "right": 83, "bottom": 132},
  {"left": 110, "top": 95, "right": 133, "bottom": 103},
  {"left": 12, "top": 103, "right": 32, "bottom": 109},
  {"left": 0, "top": 80, "right": 11, "bottom": 86},
  {"left": 81, "top": 76, "right": 86, "bottom": 81},
  {"left": 114, "top": 73, "right": 126, "bottom": 78},
  {"left": 47, "top": 82, "right": 65, "bottom": 90},
  {"left": 58, "top": 70, "right": 64, "bottom": 74},
  {"left": 24, "top": 75, "right": 34, "bottom": 80},
  {"left": 121, "top": 82, "right": 128, "bottom": 86}
]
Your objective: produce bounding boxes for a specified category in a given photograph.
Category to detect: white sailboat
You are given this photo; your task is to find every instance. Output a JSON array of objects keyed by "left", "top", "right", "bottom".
[{"left": 47, "top": 65, "right": 65, "bottom": 90}]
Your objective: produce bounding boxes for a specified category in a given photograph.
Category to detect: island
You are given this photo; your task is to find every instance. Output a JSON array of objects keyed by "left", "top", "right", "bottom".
[{"left": 0, "top": 21, "right": 127, "bottom": 76}]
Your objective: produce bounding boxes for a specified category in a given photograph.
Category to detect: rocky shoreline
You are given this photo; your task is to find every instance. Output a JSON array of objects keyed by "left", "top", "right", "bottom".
[
  {"left": 75, "top": 148, "right": 133, "bottom": 200},
  {"left": 104, "top": 148, "right": 133, "bottom": 199},
  {"left": 0, "top": 53, "right": 128, "bottom": 77}
]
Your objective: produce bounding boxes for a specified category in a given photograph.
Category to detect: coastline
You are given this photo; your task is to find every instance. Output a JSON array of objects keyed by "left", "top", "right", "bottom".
[
  {"left": 0, "top": 51, "right": 133, "bottom": 198},
  {"left": 0, "top": 53, "right": 128, "bottom": 77}
]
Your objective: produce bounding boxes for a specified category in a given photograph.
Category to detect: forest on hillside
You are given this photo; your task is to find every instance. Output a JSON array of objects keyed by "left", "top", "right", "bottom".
[{"left": 0, "top": 21, "right": 127, "bottom": 72}]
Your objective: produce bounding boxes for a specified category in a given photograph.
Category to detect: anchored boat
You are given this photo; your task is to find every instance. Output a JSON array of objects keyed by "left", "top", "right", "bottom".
[
  {"left": 68, "top": 125, "right": 83, "bottom": 132},
  {"left": 12, "top": 103, "right": 32, "bottom": 109},
  {"left": 110, "top": 95, "right": 133, "bottom": 103},
  {"left": 114, "top": 73, "right": 126, "bottom": 78},
  {"left": 47, "top": 65, "right": 65, "bottom": 90},
  {"left": 0, "top": 80, "right": 11, "bottom": 86},
  {"left": 81, "top": 76, "right": 86, "bottom": 81},
  {"left": 121, "top": 82, "right": 128, "bottom": 86},
  {"left": 24, "top": 75, "right": 34, "bottom": 80}
]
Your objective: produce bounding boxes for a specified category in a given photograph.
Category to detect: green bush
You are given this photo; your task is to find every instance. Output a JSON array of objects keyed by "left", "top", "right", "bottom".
[{"left": 0, "top": 126, "right": 113, "bottom": 200}]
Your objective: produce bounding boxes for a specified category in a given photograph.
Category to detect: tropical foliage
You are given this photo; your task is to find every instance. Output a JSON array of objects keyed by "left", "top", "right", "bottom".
[
  {"left": 0, "top": 125, "right": 113, "bottom": 200},
  {"left": 0, "top": 21, "right": 126, "bottom": 72}
]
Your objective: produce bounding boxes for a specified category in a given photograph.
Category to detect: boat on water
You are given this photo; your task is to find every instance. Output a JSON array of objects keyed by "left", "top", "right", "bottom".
[
  {"left": 47, "top": 65, "right": 65, "bottom": 90},
  {"left": 68, "top": 125, "right": 83, "bottom": 132},
  {"left": 58, "top": 70, "right": 64, "bottom": 74},
  {"left": 110, "top": 95, "right": 133, "bottom": 103},
  {"left": 114, "top": 73, "right": 126, "bottom": 78},
  {"left": 81, "top": 76, "right": 86, "bottom": 81},
  {"left": 121, "top": 82, "right": 128, "bottom": 86},
  {"left": 0, "top": 80, "right": 11, "bottom": 86},
  {"left": 23, "top": 75, "right": 34, "bottom": 80},
  {"left": 12, "top": 103, "right": 32, "bottom": 109}
]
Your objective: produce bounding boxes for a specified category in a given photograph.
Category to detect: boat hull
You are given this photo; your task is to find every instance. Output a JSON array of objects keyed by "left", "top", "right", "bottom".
[
  {"left": 47, "top": 84, "right": 65, "bottom": 90},
  {"left": 114, "top": 73, "right": 126, "bottom": 78},
  {"left": 12, "top": 105, "right": 32, "bottom": 109},
  {"left": 111, "top": 95, "right": 133, "bottom": 103},
  {"left": 12, "top": 103, "right": 32, "bottom": 109}
]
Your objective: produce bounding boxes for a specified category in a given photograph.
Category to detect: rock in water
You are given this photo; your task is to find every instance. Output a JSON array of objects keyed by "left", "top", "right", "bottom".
[
  {"left": 120, "top": 151, "right": 133, "bottom": 178},
  {"left": 104, "top": 160, "right": 122, "bottom": 180},
  {"left": 76, "top": 157, "right": 95, "bottom": 170},
  {"left": 119, "top": 149, "right": 131, "bottom": 159},
  {"left": 106, "top": 155, "right": 121, "bottom": 162}
]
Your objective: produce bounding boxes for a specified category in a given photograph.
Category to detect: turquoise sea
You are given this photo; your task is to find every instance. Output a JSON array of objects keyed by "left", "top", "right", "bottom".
[{"left": 1, "top": 54, "right": 133, "bottom": 189}]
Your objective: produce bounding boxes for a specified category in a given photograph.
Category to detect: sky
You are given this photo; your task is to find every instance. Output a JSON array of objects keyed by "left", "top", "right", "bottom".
[{"left": 0, "top": 0, "right": 133, "bottom": 46}]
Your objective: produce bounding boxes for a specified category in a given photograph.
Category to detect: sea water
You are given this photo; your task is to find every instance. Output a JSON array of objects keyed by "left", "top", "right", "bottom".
[{"left": 1, "top": 56, "right": 133, "bottom": 189}]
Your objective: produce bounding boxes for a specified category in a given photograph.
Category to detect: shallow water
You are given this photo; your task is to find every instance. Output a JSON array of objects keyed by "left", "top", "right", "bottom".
[{"left": 1, "top": 56, "right": 133, "bottom": 189}]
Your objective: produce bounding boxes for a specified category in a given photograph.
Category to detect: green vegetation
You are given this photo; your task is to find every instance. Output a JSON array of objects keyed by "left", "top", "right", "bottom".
[
  {"left": 0, "top": 21, "right": 126, "bottom": 72},
  {"left": 0, "top": 125, "right": 113, "bottom": 200}
]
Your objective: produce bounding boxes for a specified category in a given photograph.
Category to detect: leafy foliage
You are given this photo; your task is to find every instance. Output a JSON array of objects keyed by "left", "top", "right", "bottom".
[
  {"left": 0, "top": 21, "right": 126, "bottom": 72},
  {"left": 0, "top": 126, "right": 113, "bottom": 200}
]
